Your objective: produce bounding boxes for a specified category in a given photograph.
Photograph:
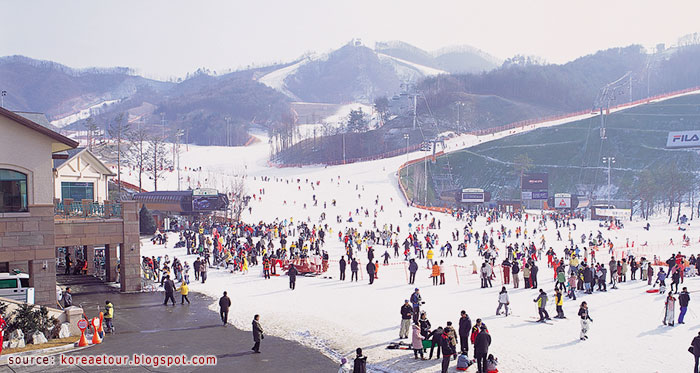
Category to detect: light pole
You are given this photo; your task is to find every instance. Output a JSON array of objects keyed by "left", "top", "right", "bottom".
[
  {"left": 225, "top": 116, "right": 231, "bottom": 146},
  {"left": 342, "top": 132, "right": 346, "bottom": 164},
  {"left": 455, "top": 101, "right": 465, "bottom": 133},
  {"left": 602, "top": 156, "right": 616, "bottom": 207},
  {"left": 176, "top": 130, "right": 184, "bottom": 191},
  {"left": 0, "top": 90, "right": 6, "bottom": 108},
  {"left": 403, "top": 133, "right": 409, "bottom": 163}
]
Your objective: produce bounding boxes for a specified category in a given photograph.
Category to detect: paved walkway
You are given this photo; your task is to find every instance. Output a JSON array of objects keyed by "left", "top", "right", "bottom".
[{"left": 3, "top": 275, "right": 336, "bottom": 372}]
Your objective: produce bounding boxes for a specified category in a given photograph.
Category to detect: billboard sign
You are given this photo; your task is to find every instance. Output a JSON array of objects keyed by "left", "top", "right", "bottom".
[
  {"left": 461, "top": 188, "right": 485, "bottom": 203},
  {"left": 532, "top": 191, "right": 548, "bottom": 200},
  {"left": 554, "top": 193, "right": 571, "bottom": 209},
  {"left": 522, "top": 173, "right": 549, "bottom": 190},
  {"left": 596, "top": 208, "right": 630, "bottom": 218},
  {"left": 193, "top": 188, "right": 218, "bottom": 196},
  {"left": 667, "top": 131, "right": 700, "bottom": 149}
]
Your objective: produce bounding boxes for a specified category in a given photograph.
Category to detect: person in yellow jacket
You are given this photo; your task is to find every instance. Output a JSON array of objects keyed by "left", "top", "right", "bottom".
[
  {"left": 104, "top": 300, "right": 115, "bottom": 333},
  {"left": 426, "top": 249, "right": 434, "bottom": 269},
  {"left": 179, "top": 281, "right": 190, "bottom": 304},
  {"left": 432, "top": 263, "right": 440, "bottom": 286},
  {"left": 554, "top": 288, "right": 565, "bottom": 318},
  {"left": 242, "top": 256, "right": 249, "bottom": 274}
]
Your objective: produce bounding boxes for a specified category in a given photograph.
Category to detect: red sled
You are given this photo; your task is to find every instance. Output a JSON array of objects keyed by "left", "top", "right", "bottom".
[{"left": 646, "top": 289, "right": 659, "bottom": 293}]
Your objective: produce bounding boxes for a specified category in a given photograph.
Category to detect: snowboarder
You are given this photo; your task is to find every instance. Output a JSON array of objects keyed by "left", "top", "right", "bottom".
[{"left": 578, "top": 301, "right": 592, "bottom": 340}]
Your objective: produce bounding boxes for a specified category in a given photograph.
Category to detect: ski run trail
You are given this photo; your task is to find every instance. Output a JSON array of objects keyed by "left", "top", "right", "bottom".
[{"left": 134, "top": 91, "right": 700, "bottom": 373}]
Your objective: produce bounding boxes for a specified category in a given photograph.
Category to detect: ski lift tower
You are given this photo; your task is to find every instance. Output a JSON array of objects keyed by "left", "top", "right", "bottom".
[{"left": 593, "top": 72, "right": 631, "bottom": 141}]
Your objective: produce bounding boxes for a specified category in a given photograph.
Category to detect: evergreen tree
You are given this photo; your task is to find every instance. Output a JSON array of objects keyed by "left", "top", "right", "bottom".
[{"left": 139, "top": 205, "right": 156, "bottom": 235}]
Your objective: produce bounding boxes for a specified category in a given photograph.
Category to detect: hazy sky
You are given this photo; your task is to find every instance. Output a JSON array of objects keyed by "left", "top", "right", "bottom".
[{"left": 1, "top": 0, "right": 698, "bottom": 80}]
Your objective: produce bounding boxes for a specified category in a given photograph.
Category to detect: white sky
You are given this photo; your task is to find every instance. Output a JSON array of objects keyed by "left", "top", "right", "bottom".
[{"left": 1, "top": 0, "right": 698, "bottom": 80}]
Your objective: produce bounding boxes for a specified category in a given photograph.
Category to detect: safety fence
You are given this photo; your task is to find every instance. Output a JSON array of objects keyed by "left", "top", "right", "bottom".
[{"left": 269, "top": 86, "right": 700, "bottom": 170}]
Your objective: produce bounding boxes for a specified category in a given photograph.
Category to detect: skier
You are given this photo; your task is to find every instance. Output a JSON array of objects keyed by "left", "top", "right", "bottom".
[
  {"left": 664, "top": 291, "right": 676, "bottom": 326},
  {"left": 496, "top": 287, "right": 509, "bottom": 316},
  {"left": 533, "top": 289, "right": 550, "bottom": 322},
  {"left": 578, "top": 301, "right": 592, "bottom": 340},
  {"left": 679, "top": 287, "right": 690, "bottom": 324}
]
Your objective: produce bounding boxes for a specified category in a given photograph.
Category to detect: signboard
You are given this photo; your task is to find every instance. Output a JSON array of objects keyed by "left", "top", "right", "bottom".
[
  {"left": 521, "top": 191, "right": 532, "bottom": 200},
  {"left": 461, "top": 188, "right": 485, "bottom": 203},
  {"left": 532, "top": 191, "right": 548, "bottom": 200},
  {"left": 596, "top": 208, "right": 630, "bottom": 218},
  {"left": 554, "top": 193, "right": 571, "bottom": 209},
  {"left": 193, "top": 188, "right": 218, "bottom": 196},
  {"left": 521, "top": 173, "right": 549, "bottom": 190},
  {"left": 667, "top": 130, "right": 700, "bottom": 149},
  {"left": 77, "top": 319, "right": 88, "bottom": 331}
]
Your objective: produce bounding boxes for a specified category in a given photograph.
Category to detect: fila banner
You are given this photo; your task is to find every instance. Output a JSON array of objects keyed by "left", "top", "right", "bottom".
[{"left": 667, "top": 130, "right": 700, "bottom": 149}]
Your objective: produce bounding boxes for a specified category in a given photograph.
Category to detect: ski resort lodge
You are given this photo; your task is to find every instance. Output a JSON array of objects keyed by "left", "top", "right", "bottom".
[{"left": 0, "top": 107, "right": 141, "bottom": 306}]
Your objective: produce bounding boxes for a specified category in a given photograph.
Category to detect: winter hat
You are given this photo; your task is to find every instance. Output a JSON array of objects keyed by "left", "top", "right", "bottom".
[
  {"left": 415, "top": 288, "right": 419, "bottom": 291},
  {"left": 341, "top": 358, "right": 347, "bottom": 364}
]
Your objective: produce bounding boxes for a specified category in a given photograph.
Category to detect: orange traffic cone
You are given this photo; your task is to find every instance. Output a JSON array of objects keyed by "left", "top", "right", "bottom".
[
  {"left": 98, "top": 312, "right": 105, "bottom": 338},
  {"left": 78, "top": 329, "right": 88, "bottom": 347},
  {"left": 91, "top": 318, "right": 102, "bottom": 344}
]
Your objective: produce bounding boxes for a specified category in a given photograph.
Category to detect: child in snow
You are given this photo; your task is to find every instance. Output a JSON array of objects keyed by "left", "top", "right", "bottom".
[
  {"left": 337, "top": 357, "right": 351, "bottom": 373},
  {"left": 456, "top": 353, "right": 475, "bottom": 371},
  {"left": 486, "top": 354, "right": 499, "bottom": 373}
]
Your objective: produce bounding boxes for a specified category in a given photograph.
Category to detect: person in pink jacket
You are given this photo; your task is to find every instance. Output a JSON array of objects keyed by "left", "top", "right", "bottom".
[{"left": 412, "top": 323, "right": 426, "bottom": 360}]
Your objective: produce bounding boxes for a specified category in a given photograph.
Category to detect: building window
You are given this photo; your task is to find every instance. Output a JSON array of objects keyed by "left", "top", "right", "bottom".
[
  {"left": 0, "top": 169, "right": 28, "bottom": 213},
  {"left": 61, "top": 182, "right": 94, "bottom": 201}
]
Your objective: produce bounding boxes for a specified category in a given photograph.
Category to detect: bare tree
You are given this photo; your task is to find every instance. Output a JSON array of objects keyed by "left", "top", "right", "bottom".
[
  {"left": 107, "top": 113, "right": 130, "bottom": 198},
  {"left": 85, "top": 116, "right": 100, "bottom": 151},
  {"left": 127, "top": 125, "right": 149, "bottom": 190},
  {"left": 147, "top": 134, "right": 171, "bottom": 191}
]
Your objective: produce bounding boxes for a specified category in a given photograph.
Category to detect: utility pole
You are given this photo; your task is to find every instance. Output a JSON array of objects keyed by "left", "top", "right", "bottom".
[
  {"left": 602, "top": 156, "right": 616, "bottom": 207},
  {"left": 0, "top": 90, "right": 6, "bottom": 108},
  {"left": 342, "top": 132, "right": 346, "bottom": 164},
  {"left": 412, "top": 94, "right": 417, "bottom": 130}
]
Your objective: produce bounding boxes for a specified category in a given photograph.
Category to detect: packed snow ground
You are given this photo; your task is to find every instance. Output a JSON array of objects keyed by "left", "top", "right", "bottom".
[
  {"left": 133, "top": 91, "right": 700, "bottom": 372},
  {"left": 136, "top": 135, "right": 700, "bottom": 373}
]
